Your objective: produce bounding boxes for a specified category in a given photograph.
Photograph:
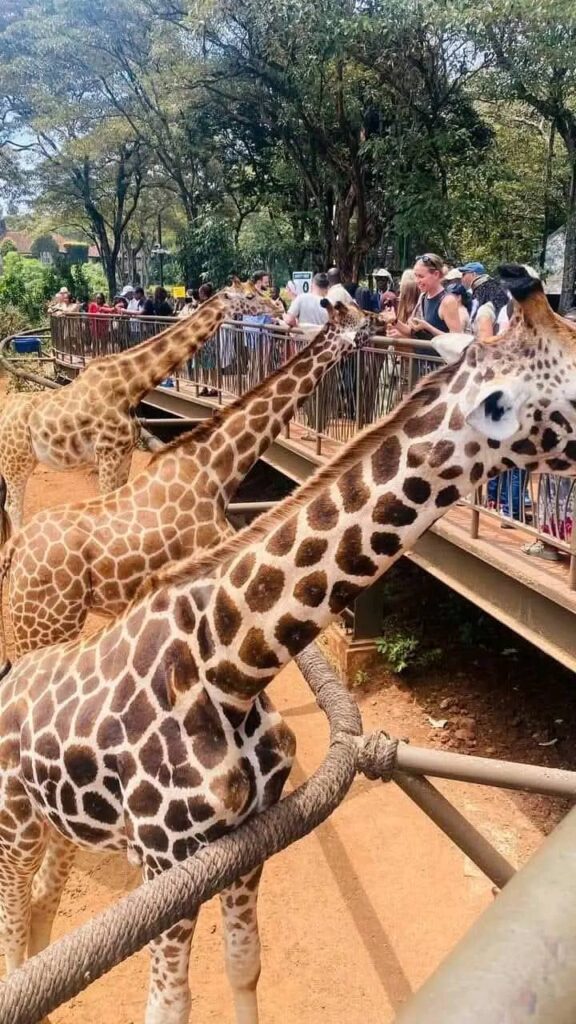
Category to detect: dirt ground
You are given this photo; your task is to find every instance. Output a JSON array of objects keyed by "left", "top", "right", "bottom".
[{"left": 3, "top": 384, "right": 574, "bottom": 1023}]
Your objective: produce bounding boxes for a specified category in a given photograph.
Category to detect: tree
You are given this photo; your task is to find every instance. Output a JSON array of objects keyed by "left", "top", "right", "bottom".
[{"left": 457, "top": 0, "right": 576, "bottom": 307}]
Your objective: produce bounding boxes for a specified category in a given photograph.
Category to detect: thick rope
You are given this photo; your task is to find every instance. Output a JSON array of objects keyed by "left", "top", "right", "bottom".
[
  {"left": 357, "top": 731, "right": 400, "bottom": 782},
  {"left": 0, "top": 644, "right": 361, "bottom": 1024}
]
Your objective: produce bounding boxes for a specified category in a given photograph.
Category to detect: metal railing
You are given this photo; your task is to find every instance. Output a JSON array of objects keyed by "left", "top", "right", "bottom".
[{"left": 48, "top": 312, "right": 576, "bottom": 584}]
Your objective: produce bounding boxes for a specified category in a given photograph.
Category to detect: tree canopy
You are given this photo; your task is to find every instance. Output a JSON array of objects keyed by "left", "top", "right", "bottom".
[{"left": 0, "top": 0, "right": 573, "bottom": 301}]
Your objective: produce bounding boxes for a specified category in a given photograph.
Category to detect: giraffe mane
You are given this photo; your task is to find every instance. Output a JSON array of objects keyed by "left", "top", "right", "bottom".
[{"left": 135, "top": 355, "right": 462, "bottom": 601}]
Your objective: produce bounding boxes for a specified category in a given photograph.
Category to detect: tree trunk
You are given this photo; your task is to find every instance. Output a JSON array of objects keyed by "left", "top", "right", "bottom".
[
  {"left": 539, "top": 122, "right": 556, "bottom": 273},
  {"left": 560, "top": 162, "right": 576, "bottom": 312}
]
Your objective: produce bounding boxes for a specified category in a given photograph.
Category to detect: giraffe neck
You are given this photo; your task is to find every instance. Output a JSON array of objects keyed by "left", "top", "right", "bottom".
[
  {"left": 117, "top": 297, "right": 228, "bottom": 404},
  {"left": 154, "top": 322, "right": 357, "bottom": 505},
  {"left": 171, "top": 359, "right": 507, "bottom": 705}
]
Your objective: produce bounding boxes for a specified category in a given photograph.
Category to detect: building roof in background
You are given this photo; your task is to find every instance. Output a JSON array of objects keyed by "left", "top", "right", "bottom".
[{"left": 0, "top": 229, "right": 100, "bottom": 260}]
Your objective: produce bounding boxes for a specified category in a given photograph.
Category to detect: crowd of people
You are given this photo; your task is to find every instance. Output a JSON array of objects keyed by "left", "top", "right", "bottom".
[{"left": 49, "top": 256, "right": 513, "bottom": 350}]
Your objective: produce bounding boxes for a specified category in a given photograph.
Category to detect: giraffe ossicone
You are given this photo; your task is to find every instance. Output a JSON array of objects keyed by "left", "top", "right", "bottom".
[{"left": 1, "top": 267, "right": 576, "bottom": 1022}]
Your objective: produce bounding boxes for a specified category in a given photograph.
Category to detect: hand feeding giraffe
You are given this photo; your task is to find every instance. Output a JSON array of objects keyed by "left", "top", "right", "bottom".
[
  {"left": 0, "top": 300, "right": 374, "bottom": 671},
  {"left": 1, "top": 267, "right": 576, "bottom": 1023},
  {"left": 0, "top": 285, "right": 279, "bottom": 534}
]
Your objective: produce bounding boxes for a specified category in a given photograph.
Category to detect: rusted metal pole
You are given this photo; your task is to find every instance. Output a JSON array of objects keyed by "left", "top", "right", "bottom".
[
  {"left": 396, "top": 743, "right": 576, "bottom": 799},
  {"left": 396, "top": 804, "right": 576, "bottom": 1024}
]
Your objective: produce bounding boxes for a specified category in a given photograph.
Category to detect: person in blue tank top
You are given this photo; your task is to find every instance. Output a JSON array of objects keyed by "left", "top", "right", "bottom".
[{"left": 389, "top": 253, "right": 463, "bottom": 341}]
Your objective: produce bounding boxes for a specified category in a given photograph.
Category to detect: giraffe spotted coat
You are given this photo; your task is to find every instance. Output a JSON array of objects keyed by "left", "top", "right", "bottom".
[{"left": 0, "top": 269, "right": 575, "bottom": 1022}]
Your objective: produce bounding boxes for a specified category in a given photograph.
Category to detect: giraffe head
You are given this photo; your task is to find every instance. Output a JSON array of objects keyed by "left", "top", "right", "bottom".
[
  {"left": 319, "top": 298, "right": 374, "bottom": 348},
  {"left": 219, "top": 280, "right": 284, "bottom": 318},
  {"left": 429, "top": 264, "right": 576, "bottom": 476}
]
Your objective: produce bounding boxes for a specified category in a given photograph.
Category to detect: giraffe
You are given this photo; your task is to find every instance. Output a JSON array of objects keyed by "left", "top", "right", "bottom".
[
  {"left": 0, "top": 300, "right": 374, "bottom": 670},
  {"left": 0, "top": 265, "right": 575, "bottom": 1022},
  {"left": 0, "top": 285, "right": 280, "bottom": 534}
]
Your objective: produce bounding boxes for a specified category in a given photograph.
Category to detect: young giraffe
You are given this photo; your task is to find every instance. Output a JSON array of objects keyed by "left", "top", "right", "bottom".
[
  {"left": 0, "top": 285, "right": 280, "bottom": 533},
  {"left": 0, "top": 300, "right": 373, "bottom": 669},
  {"left": 0, "top": 266, "right": 575, "bottom": 1023}
]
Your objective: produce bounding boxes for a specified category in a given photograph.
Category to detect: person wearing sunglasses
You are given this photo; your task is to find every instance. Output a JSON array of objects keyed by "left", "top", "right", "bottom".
[{"left": 388, "top": 253, "right": 463, "bottom": 340}]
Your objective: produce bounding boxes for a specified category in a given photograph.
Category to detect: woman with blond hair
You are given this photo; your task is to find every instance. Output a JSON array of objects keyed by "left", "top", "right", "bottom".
[{"left": 396, "top": 268, "right": 420, "bottom": 325}]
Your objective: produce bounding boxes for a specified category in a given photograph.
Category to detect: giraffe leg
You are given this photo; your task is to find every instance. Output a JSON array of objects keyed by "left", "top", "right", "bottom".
[
  {"left": 220, "top": 866, "right": 263, "bottom": 1024},
  {"left": 96, "top": 447, "right": 133, "bottom": 494},
  {"left": 144, "top": 916, "right": 198, "bottom": 1024},
  {"left": 28, "top": 828, "right": 76, "bottom": 957}
]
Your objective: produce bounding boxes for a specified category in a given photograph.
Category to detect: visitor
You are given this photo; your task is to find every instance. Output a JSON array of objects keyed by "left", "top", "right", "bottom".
[
  {"left": 373, "top": 268, "right": 395, "bottom": 311},
  {"left": 458, "top": 261, "right": 509, "bottom": 338},
  {"left": 283, "top": 272, "right": 330, "bottom": 327},
  {"left": 143, "top": 286, "right": 173, "bottom": 317},
  {"left": 120, "top": 285, "right": 135, "bottom": 304},
  {"left": 127, "top": 287, "right": 145, "bottom": 314},
  {"left": 388, "top": 253, "right": 462, "bottom": 340},
  {"left": 251, "top": 270, "right": 270, "bottom": 295},
  {"left": 198, "top": 282, "right": 214, "bottom": 303},
  {"left": 327, "top": 267, "right": 357, "bottom": 306},
  {"left": 396, "top": 269, "right": 420, "bottom": 325},
  {"left": 87, "top": 293, "right": 111, "bottom": 315},
  {"left": 271, "top": 284, "right": 287, "bottom": 312},
  {"left": 177, "top": 289, "right": 198, "bottom": 319}
]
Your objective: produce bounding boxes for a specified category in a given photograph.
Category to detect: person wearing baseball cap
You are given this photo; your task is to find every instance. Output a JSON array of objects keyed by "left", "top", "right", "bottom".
[{"left": 458, "top": 261, "right": 487, "bottom": 290}]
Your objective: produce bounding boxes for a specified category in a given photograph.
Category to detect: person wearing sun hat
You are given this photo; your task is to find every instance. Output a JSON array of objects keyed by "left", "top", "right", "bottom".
[{"left": 458, "top": 261, "right": 488, "bottom": 291}]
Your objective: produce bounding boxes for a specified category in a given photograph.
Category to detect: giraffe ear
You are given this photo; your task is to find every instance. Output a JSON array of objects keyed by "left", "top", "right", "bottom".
[
  {"left": 465, "top": 379, "right": 528, "bottom": 441},
  {"left": 432, "top": 332, "right": 473, "bottom": 365}
]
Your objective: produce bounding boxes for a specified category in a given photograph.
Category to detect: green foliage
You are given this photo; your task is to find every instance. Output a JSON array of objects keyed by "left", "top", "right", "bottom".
[
  {"left": 30, "top": 235, "right": 59, "bottom": 261},
  {"left": 0, "top": 238, "right": 17, "bottom": 256},
  {"left": 83, "top": 262, "right": 108, "bottom": 296},
  {"left": 0, "top": 304, "right": 33, "bottom": 341},
  {"left": 375, "top": 619, "right": 441, "bottom": 675},
  {"left": 177, "top": 215, "right": 238, "bottom": 287},
  {"left": 0, "top": 252, "right": 68, "bottom": 324}
]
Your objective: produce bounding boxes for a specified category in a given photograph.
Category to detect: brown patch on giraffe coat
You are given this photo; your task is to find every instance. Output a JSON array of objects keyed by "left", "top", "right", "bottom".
[
  {"left": 63, "top": 745, "right": 98, "bottom": 787},
  {"left": 371, "top": 435, "right": 402, "bottom": 483},
  {"left": 212, "top": 445, "right": 235, "bottom": 480},
  {"left": 110, "top": 674, "right": 137, "bottom": 714},
  {"left": 138, "top": 825, "right": 169, "bottom": 852},
  {"left": 403, "top": 477, "right": 431, "bottom": 504},
  {"left": 470, "top": 462, "right": 484, "bottom": 484},
  {"left": 76, "top": 693, "right": 105, "bottom": 738},
  {"left": 328, "top": 580, "right": 363, "bottom": 613},
  {"left": 436, "top": 485, "right": 461, "bottom": 507},
  {"left": 274, "top": 614, "right": 320, "bottom": 655},
  {"left": 338, "top": 464, "right": 370, "bottom": 512},
  {"left": 164, "top": 799, "right": 192, "bottom": 832},
  {"left": 448, "top": 405, "right": 465, "bottom": 431},
  {"left": 198, "top": 615, "right": 215, "bottom": 659},
  {"left": 132, "top": 618, "right": 171, "bottom": 677},
  {"left": 245, "top": 565, "right": 285, "bottom": 613},
  {"left": 294, "top": 570, "right": 328, "bottom": 607},
  {"left": 511, "top": 438, "right": 538, "bottom": 456},
  {"left": 439, "top": 465, "right": 463, "bottom": 480},
  {"left": 307, "top": 493, "right": 338, "bottom": 531},
  {"left": 429, "top": 440, "right": 455, "bottom": 468},
  {"left": 407, "top": 442, "right": 433, "bottom": 468},
  {"left": 83, "top": 791, "right": 118, "bottom": 824},
  {"left": 294, "top": 537, "right": 328, "bottom": 567},
  {"left": 210, "top": 765, "right": 252, "bottom": 814},
  {"left": 237, "top": 431, "right": 257, "bottom": 455},
  {"left": 451, "top": 371, "right": 470, "bottom": 394},
  {"left": 214, "top": 589, "right": 242, "bottom": 645},
  {"left": 373, "top": 492, "right": 417, "bottom": 528},
  {"left": 230, "top": 552, "right": 255, "bottom": 588},
  {"left": 160, "top": 640, "right": 199, "bottom": 707},
  {"left": 464, "top": 441, "right": 481, "bottom": 458},
  {"left": 128, "top": 779, "right": 163, "bottom": 816},
  {"left": 371, "top": 531, "right": 402, "bottom": 556},
  {"left": 183, "top": 691, "right": 228, "bottom": 767},
  {"left": 404, "top": 403, "right": 447, "bottom": 438},
  {"left": 238, "top": 628, "right": 280, "bottom": 669},
  {"left": 122, "top": 690, "right": 156, "bottom": 743},
  {"left": 207, "top": 661, "right": 270, "bottom": 698},
  {"left": 336, "top": 525, "right": 377, "bottom": 577},
  {"left": 174, "top": 595, "right": 196, "bottom": 633},
  {"left": 266, "top": 515, "right": 297, "bottom": 557}
]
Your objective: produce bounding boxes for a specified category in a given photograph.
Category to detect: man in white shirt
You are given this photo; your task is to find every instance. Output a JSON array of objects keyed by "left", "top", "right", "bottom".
[{"left": 283, "top": 273, "right": 330, "bottom": 327}]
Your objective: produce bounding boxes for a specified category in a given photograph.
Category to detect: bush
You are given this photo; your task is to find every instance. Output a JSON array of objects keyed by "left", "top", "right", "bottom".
[{"left": 0, "top": 304, "right": 34, "bottom": 340}]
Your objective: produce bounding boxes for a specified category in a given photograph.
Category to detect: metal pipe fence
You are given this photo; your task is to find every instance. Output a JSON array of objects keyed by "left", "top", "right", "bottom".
[{"left": 48, "top": 313, "right": 576, "bottom": 582}]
